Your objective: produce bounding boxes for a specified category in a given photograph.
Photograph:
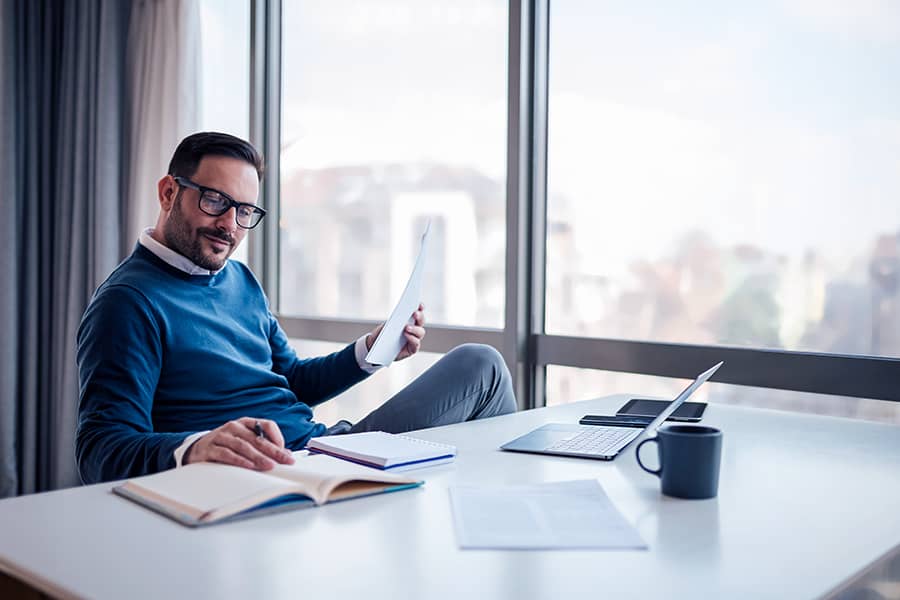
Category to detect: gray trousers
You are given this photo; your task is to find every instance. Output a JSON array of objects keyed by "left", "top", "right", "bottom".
[{"left": 322, "top": 344, "right": 517, "bottom": 436}]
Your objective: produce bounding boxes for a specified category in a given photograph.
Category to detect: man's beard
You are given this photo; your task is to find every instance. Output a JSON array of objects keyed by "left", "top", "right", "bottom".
[{"left": 163, "top": 193, "right": 234, "bottom": 271}]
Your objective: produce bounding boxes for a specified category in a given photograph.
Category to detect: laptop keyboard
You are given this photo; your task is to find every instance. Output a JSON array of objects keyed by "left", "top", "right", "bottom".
[{"left": 545, "top": 426, "right": 641, "bottom": 455}]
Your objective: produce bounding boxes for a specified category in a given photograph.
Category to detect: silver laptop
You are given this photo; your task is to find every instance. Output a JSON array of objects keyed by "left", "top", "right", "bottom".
[{"left": 501, "top": 362, "right": 723, "bottom": 460}]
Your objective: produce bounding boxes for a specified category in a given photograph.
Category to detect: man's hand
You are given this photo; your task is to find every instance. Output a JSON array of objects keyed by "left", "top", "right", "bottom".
[
  {"left": 366, "top": 302, "right": 426, "bottom": 362},
  {"left": 183, "top": 417, "right": 295, "bottom": 470}
]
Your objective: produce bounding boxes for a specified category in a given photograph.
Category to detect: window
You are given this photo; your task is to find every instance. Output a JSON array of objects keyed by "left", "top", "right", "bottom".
[
  {"left": 240, "top": 1, "right": 900, "bottom": 422},
  {"left": 546, "top": 0, "right": 900, "bottom": 359},
  {"left": 279, "top": 0, "right": 508, "bottom": 327}
]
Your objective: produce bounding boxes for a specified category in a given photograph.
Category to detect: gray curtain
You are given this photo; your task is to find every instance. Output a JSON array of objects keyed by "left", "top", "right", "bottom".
[
  {"left": 0, "top": 0, "right": 17, "bottom": 497},
  {"left": 0, "top": 0, "right": 132, "bottom": 497}
]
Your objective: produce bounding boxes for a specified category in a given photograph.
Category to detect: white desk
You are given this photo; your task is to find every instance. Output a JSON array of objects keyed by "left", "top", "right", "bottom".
[{"left": 1, "top": 396, "right": 899, "bottom": 600}]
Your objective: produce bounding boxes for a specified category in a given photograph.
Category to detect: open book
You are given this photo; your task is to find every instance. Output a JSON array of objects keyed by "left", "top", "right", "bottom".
[{"left": 112, "top": 452, "right": 423, "bottom": 527}]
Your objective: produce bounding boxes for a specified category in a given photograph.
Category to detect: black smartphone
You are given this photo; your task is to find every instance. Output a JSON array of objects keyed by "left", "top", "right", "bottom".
[
  {"left": 616, "top": 398, "right": 707, "bottom": 422},
  {"left": 578, "top": 415, "right": 654, "bottom": 428}
]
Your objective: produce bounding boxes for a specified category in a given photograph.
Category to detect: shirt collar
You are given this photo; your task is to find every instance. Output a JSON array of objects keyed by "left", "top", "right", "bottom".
[{"left": 139, "top": 228, "right": 224, "bottom": 276}]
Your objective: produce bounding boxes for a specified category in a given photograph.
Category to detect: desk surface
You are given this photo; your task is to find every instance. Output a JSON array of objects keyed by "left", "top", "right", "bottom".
[{"left": 1, "top": 396, "right": 899, "bottom": 600}]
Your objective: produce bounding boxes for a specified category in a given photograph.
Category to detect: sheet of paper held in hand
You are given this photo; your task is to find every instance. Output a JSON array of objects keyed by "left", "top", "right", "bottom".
[
  {"left": 449, "top": 479, "right": 648, "bottom": 550},
  {"left": 365, "top": 220, "right": 431, "bottom": 366}
]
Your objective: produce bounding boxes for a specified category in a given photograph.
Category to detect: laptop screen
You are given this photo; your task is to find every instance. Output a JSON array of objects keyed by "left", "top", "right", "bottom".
[{"left": 636, "top": 361, "right": 723, "bottom": 439}]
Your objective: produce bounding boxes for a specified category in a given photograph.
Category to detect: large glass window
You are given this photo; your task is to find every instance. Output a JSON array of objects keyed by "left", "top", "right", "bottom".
[
  {"left": 279, "top": 1, "right": 508, "bottom": 327},
  {"left": 250, "top": 1, "right": 898, "bottom": 417},
  {"left": 546, "top": 1, "right": 900, "bottom": 359}
]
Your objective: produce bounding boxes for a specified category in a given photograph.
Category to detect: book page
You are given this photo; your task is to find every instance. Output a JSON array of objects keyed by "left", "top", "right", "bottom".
[
  {"left": 365, "top": 220, "right": 430, "bottom": 366},
  {"left": 449, "top": 479, "right": 647, "bottom": 550},
  {"left": 121, "top": 463, "right": 304, "bottom": 516},
  {"left": 115, "top": 455, "right": 422, "bottom": 525},
  {"left": 269, "top": 452, "right": 417, "bottom": 502}
]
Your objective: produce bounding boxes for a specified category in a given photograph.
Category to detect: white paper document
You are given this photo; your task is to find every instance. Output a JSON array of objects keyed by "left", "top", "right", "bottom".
[
  {"left": 448, "top": 479, "right": 647, "bottom": 550},
  {"left": 365, "top": 221, "right": 431, "bottom": 366}
]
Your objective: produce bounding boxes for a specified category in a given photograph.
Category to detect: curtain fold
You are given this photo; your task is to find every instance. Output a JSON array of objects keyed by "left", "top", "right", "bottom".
[
  {"left": 49, "top": 1, "right": 132, "bottom": 490},
  {"left": 0, "top": 0, "right": 19, "bottom": 497},
  {"left": 0, "top": 0, "right": 131, "bottom": 497}
]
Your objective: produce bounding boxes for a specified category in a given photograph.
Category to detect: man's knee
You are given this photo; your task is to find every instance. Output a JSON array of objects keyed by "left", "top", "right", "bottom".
[
  {"left": 445, "top": 344, "right": 516, "bottom": 415},
  {"left": 445, "top": 343, "right": 507, "bottom": 377}
]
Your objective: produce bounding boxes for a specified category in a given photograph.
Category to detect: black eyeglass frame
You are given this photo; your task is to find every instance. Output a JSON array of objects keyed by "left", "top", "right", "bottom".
[{"left": 172, "top": 176, "right": 267, "bottom": 229}]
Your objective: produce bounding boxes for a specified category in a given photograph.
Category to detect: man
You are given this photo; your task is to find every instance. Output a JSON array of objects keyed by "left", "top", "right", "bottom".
[{"left": 76, "top": 132, "right": 516, "bottom": 484}]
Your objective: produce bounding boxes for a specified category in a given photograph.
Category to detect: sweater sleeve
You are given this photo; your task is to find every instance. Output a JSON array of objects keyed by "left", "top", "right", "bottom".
[
  {"left": 267, "top": 312, "right": 370, "bottom": 407},
  {"left": 75, "top": 285, "right": 188, "bottom": 484}
]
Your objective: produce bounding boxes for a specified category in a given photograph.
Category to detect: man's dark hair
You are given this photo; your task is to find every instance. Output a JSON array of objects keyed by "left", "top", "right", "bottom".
[{"left": 167, "top": 132, "right": 265, "bottom": 180}]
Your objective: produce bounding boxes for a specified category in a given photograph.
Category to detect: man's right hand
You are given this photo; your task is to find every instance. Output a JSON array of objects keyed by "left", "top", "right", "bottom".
[{"left": 183, "top": 417, "right": 295, "bottom": 470}]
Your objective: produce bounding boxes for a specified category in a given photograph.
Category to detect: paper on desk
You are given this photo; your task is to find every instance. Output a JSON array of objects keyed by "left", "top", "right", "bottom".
[
  {"left": 449, "top": 479, "right": 647, "bottom": 550},
  {"left": 365, "top": 221, "right": 430, "bottom": 366}
]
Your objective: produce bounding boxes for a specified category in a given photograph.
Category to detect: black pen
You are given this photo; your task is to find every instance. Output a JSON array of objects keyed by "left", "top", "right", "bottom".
[{"left": 254, "top": 420, "right": 267, "bottom": 442}]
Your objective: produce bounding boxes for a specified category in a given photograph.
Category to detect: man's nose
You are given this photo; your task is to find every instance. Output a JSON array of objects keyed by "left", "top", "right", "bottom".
[{"left": 215, "top": 206, "right": 239, "bottom": 233}]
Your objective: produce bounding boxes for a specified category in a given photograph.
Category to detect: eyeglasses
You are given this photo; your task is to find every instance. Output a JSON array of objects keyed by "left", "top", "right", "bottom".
[{"left": 173, "top": 176, "right": 266, "bottom": 229}]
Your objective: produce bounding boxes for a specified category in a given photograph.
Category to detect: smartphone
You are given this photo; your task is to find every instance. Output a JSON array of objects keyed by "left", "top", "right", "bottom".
[
  {"left": 578, "top": 414, "right": 654, "bottom": 428},
  {"left": 616, "top": 398, "right": 707, "bottom": 422}
]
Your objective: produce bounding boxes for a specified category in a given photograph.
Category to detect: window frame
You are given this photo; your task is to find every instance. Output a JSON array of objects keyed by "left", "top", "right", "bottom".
[{"left": 247, "top": 0, "right": 900, "bottom": 409}]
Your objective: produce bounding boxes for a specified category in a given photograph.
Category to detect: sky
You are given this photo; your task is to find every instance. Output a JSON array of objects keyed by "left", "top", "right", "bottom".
[
  {"left": 279, "top": 0, "right": 508, "bottom": 178},
  {"left": 549, "top": 0, "right": 900, "bottom": 266}
]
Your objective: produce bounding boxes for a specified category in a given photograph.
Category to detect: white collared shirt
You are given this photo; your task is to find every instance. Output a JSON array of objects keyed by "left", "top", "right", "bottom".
[
  {"left": 139, "top": 228, "right": 221, "bottom": 275},
  {"left": 137, "top": 228, "right": 382, "bottom": 466}
]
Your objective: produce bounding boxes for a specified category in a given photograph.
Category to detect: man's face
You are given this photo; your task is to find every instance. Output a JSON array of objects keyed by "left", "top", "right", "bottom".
[{"left": 157, "top": 156, "right": 260, "bottom": 271}]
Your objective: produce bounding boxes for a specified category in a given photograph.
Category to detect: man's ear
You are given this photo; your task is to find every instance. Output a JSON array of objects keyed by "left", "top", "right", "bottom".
[{"left": 157, "top": 175, "right": 177, "bottom": 211}]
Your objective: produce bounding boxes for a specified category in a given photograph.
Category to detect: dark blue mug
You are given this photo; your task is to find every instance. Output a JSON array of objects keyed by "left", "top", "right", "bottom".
[{"left": 636, "top": 425, "right": 723, "bottom": 499}]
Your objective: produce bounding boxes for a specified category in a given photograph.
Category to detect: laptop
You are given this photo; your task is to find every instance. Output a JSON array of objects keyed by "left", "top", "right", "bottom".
[{"left": 500, "top": 362, "right": 723, "bottom": 460}]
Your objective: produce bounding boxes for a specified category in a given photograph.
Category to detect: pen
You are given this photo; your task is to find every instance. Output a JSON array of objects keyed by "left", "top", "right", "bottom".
[{"left": 254, "top": 420, "right": 267, "bottom": 442}]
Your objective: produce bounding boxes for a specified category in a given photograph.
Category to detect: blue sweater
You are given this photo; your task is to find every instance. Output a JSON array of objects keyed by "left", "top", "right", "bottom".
[{"left": 76, "top": 244, "right": 368, "bottom": 484}]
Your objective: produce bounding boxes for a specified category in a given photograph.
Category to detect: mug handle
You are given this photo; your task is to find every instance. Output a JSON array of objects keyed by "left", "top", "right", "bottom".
[{"left": 636, "top": 437, "right": 662, "bottom": 477}]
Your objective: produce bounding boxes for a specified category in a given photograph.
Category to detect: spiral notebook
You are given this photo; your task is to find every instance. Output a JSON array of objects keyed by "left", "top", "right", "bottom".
[{"left": 306, "top": 431, "right": 457, "bottom": 471}]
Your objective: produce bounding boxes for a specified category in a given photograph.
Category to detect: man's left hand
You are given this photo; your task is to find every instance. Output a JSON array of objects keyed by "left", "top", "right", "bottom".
[{"left": 366, "top": 302, "right": 426, "bottom": 362}]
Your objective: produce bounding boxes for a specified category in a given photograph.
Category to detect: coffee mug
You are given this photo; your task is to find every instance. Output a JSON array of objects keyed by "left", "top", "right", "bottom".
[{"left": 636, "top": 425, "right": 722, "bottom": 499}]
